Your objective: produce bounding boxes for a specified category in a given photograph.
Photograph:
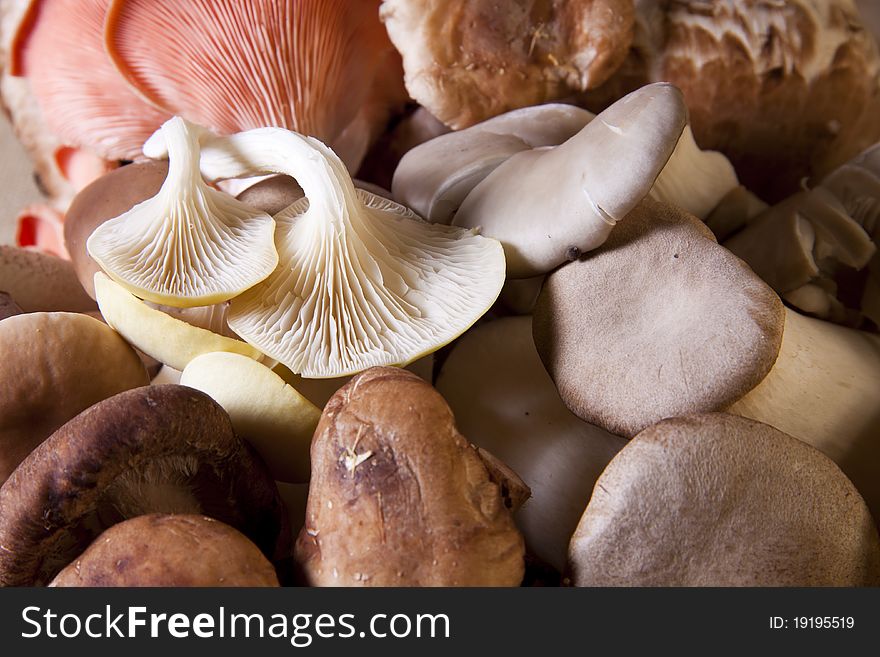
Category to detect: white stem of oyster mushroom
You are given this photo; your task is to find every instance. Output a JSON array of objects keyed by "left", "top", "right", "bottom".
[
  {"left": 649, "top": 125, "right": 739, "bottom": 220},
  {"left": 148, "top": 125, "right": 507, "bottom": 378},
  {"left": 728, "top": 307, "right": 880, "bottom": 518}
]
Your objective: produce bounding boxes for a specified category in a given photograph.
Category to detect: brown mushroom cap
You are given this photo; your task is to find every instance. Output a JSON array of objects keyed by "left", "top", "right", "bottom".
[
  {"left": 380, "top": 0, "right": 634, "bottom": 129},
  {"left": 533, "top": 199, "right": 784, "bottom": 437},
  {"left": 235, "top": 175, "right": 304, "bottom": 216},
  {"left": 63, "top": 160, "right": 169, "bottom": 299},
  {"left": 0, "top": 245, "right": 96, "bottom": 313},
  {"left": 568, "top": 413, "right": 880, "bottom": 586},
  {"left": 582, "top": 0, "right": 880, "bottom": 201},
  {"left": 0, "top": 312, "right": 148, "bottom": 486},
  {"left": 294, "top": 367, "right": 524, "bottom": 586},
  {"left": 0, "top": 384, "right": 288, "bottom": 586},
  {"left": 0, "top": 291, "right": 22, "bottom": 320},
  {"left": 50, "top": 514, "right": 279, "bottom": 587}
]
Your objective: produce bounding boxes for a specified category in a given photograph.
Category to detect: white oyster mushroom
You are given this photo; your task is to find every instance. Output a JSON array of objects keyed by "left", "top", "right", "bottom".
[
  {"left": 88, "top": 117, "right": 278, "bottom": 307},
  {"left": 149, "top": 126, "right": 506, "bottom": 378}
]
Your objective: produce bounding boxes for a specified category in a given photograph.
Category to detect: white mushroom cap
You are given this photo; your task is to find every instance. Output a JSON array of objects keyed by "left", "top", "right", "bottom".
[
  {"left": 87, "top": 117, "right": 278, "bottom": 307},
  {"left": 148, "top": 125, "right": 506, "bottom": 378},
  {"left": 453, "top": 83, "right": 687, "bottom": 278}
]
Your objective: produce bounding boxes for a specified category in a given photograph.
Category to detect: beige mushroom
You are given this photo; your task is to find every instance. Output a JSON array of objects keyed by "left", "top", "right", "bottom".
[
  {"left": 436, "top": 316, "right": 627, "bottom": 572},
  {"left": 380, "top": 0, "right": 634, "bottom": 128},
  {"left": 87, "top": 117, "right": 278, "bottom": 307},
  {"left": 452, "top": 84, "right": 687, "bottom": 278},
  {"left": 295, "top": 367, "right": 525, "bottom": 586},
  {"left": 0, "top": 312, "right": 148, "bottom": 486},
  {"left": 50, "top": 514, "right": 279, "bottom": 587},
  {"left": 0, "top": 245, "right": 96, "bottom": 313},
  {"left": 568, "top": 413, "right": 880, "bottom": 586},
  {"left": 145, "top": 124, "right": 506, "bottom": 378}
]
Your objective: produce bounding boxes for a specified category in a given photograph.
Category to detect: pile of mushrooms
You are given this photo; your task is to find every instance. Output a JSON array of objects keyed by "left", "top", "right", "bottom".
[{"left": 3, "top": 0, "right": 880, "bottom": 590}]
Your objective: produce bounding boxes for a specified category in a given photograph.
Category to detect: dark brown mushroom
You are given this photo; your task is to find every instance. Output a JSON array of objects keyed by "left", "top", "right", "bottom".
[{"left": 0, "top": 384, "right": 289, "bottom": 586}]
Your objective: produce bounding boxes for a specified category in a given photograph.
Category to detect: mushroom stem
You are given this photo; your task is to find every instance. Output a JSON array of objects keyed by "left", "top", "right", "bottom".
[{"left": 728, "top": 307, "right": 880, "bottom": 520}]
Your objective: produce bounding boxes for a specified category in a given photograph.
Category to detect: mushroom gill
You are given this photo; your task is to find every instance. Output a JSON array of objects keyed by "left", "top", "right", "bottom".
[
  {"left": 104, "top": 0, "right": 404, "bottom": 170},
  {"left": 10, "top": 0, "right": 170, "bottom": 161}
]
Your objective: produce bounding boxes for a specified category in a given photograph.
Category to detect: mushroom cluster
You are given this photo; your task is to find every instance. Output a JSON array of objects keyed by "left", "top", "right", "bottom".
[{"left": 4, "top": 0, "right": 880, "bottom": 590}]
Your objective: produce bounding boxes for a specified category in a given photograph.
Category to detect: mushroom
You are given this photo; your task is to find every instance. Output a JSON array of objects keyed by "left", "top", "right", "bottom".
[
  {"left": 724, "top": 143, "right": 880, "bottom": 327},
  {"left": 0, "top": 245, "right": 96, "bottom": 313},
  {"left": 64, "top": 159, "right": 168, "bottom": 299},
  {"left": 0, "top": 384, "right": 288, "bottom": 586},
  {"left": 9, "top": 0, "right": 169, "bottom": 160},
  {"left": 533, "top": 199, "right": 880, "bottom": 521},
  {"left": 50, "top": 514, "right": 279, "bottom": 587},
  {"left": 452, "top": 83, "right": 687, "bottom": 278},
  {"left": 145, "top": 124, "right": 506, "bottom": 378},
  {"left": 392, "top": 103, "right": 596, "bottom": 224},
  {"left": 93, "top": 272, "right": 261, "bottom": 371},
  {"left": 87, "top": 117, "right": 278, "bottom": 308},
  {"left": 436, "top": 316, "right": 627, "bottom": 572},
  {"left": 0, "top": 292, "right": 22, "bottom": 320},
  {"left": 581, "top": 0, "right": 880, "bottom": 201},
  {"left": 180, "top": 352, "right": 321, "bottom": 483},
  {"left": 13, "top": 203, "right": 67, "bottom": 257},
  {"left": 532, "top": 199, "right": 784, "bottom": 438},
  {"left": 0, "top": 312, "right": 148, "bottom": 486},
  {"left": 379, "top": 0, "right": 635, "bottom": 129},
  {"left": 568, "top": 413, "right": 880, "bottom": 586},
  {"left": 104, "top": 0, "right": 405, "bottom": 171},
  {"left": 294, "top": 367, "right": 525, "bottom": 586},
  {"left": 392, "top": 98, "right": 737, "bottom": 229}
]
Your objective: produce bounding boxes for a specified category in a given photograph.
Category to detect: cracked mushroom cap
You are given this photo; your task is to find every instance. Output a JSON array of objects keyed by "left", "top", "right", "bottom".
[
  {"left": 533, "top": 199, "right": 784, "bottom": 437},
  {"left": 583, "top": 0, "right": 880, "bottom": 201},
  {"left": 294, "top": 367, "right": 525, "bottom": 586},
  {"left": 568, "top": 413, "right": 880, "bottom": 586},
  {"left": 50, "top": 514, "right": 279, "bottom": 587},
  {"left": 0, "top": 384, "right": 288, "bottom": 586},
  {"left": 104, "top": 0, "right": 401, "bottom": 167},
  {"left": 10, "top": 0, "right": 170, "bottom": 160},
  {"left": 380, "top": 0, "right": 635, "bottom": 128},
  {"left": 0, "top": 312, "right": 148, "bottom": 487}
]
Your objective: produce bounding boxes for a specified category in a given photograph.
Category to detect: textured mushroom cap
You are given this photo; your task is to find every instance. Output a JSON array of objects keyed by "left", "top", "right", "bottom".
[
  {"left": 0, "top": 245, "right": 96, "bottom": 313},
  {"left": 0, "top": 385, "right": 288, "bottom": 586},
  {"left": 0, "top": 312, "right": 148, "bottom": 486},
  {"left": 64, "top": 160, "right": 169, "bottom": 299},
  {"left": 94, "top": 273, "right": 261, "bottom": 371},
  {"left": 380, "top": 0, "right": 634, "bottom": 128},
  {"left": 295, "top": 367, "right": 525, "bottom": 586},
  {"left": 583, "top": 0, "right": 880, "bottom": 201},
  {"left": 88, "top": 117, "right": 278, "bottom": 307},
  {"left": 50, "top": 514, "right": 279, "bottom": 587},
  {"left": 436, "top": 316, "right": 627, "bottom": 572},
  {"left": 533, "top": 199, "right": 784, "bottom": 437},
  {"left": 10, "top": 0, "right": 169, "bottom": 160},
  {"left": 568, "top": 413, "right": 880, "bottom": 586},
  {"left": 105, "top": 0, "right": 399, "bottom": 162},
  {"left": 0, "top": 292, "right": 22, "bottom": 320}
]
